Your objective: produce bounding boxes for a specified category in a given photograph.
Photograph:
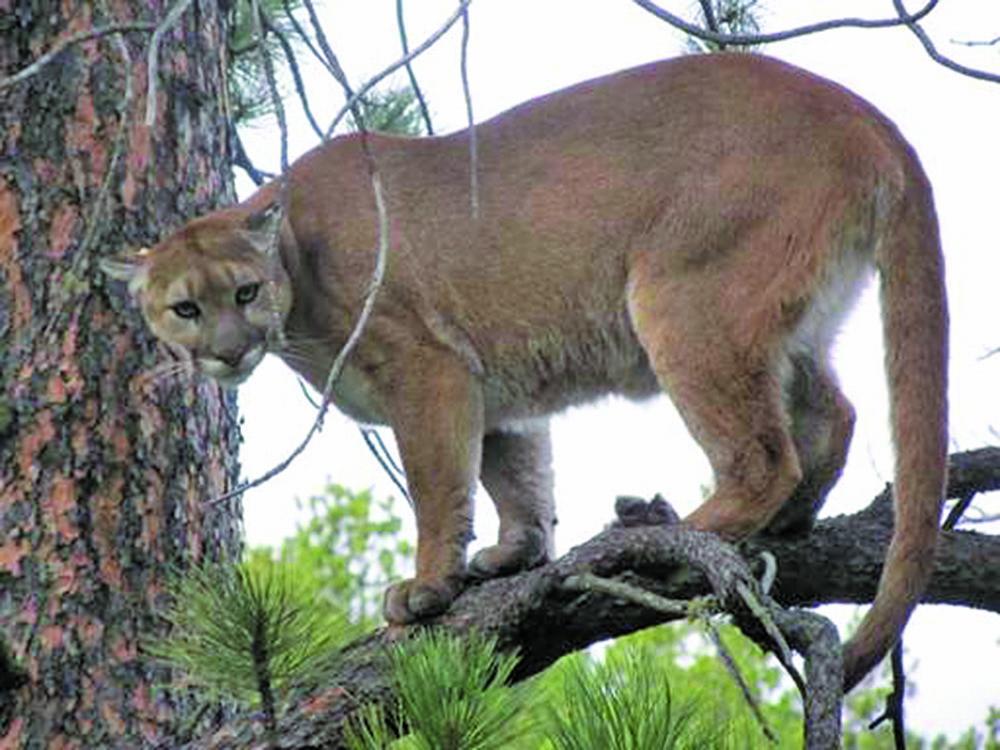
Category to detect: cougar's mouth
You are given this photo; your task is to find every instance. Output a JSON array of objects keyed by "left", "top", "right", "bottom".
[{"left": 200, "top": 345, "right": 266, "bottom": 387}]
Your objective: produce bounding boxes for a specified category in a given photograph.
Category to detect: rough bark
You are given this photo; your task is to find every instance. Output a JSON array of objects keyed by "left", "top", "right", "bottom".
[
  {"left": 189, "top": 448, "right": 1000, "bottom": 749},
  {"left": 1, "top": 2, "right": 242, "bottom": 745}
]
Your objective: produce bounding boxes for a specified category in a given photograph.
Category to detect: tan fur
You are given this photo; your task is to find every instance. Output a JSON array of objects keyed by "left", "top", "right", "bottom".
[{"left": 102, "top": 54, "right": 948, "bottom": 692}]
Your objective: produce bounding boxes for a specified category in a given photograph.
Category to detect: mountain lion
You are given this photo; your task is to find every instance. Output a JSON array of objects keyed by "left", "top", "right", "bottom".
[{"left": 102, "top": 53, "right": 948, "bottom": 691}]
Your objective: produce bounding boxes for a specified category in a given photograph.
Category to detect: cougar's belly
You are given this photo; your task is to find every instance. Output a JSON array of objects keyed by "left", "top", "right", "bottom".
[{"left": 478, "top": 319, "right": 660, "bottom": 428}]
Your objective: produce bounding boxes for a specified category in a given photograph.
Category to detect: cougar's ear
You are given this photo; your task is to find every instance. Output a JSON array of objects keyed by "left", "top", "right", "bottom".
[
  {"left": 243, "top": 202, "right": 283, "bottom": 257},
  {"left": 98, "top": 247, "right": 151, "bottom": 294}
]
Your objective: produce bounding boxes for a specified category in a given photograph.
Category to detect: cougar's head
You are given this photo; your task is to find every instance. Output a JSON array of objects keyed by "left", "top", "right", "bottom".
[{"left": 101, "top": 203, "right": 292, "bottom": 386}]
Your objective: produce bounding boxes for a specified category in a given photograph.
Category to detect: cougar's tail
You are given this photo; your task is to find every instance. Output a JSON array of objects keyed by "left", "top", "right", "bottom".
[{"left": 842, "top": 157, "right": 948, "bottom": 691}]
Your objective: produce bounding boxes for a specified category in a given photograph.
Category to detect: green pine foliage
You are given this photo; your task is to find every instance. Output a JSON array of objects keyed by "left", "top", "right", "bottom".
[
  {"left": 346, "top": 630, "right": 534, "bottom": 750},
  {"left": 245, "top": 483, "right": 413, "bottom": 626},
  {"left": 686, "top": 0, "right": 764, "bottom": 53},
  {"left": 391, "top": 630, "right": 528, "bottom": 749},
  {"left": 543, "top": 647, "right": 725, "bottom": 750},
  {"left": 225, "top": 0, "right": 430, "bottom": 135},
  {"left": 146, "top": 560, "right": 359, "bottom": 732},
  {"left": 226, "top": 0, "right": 304, "bottom": 126},
  {"left": 347, "top": 87, "right": 429, "bottom": 136},
  {"left": 605, "top": 623, "right": 800, "bottom": 739},
  {"left": 346, "top": 631, "right": 757, "bottom": 749}
]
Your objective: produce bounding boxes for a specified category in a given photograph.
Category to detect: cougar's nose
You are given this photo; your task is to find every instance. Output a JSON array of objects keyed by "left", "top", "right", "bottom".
[
  {"left": 218, "top": 348, "right": 248, "bottom": 369},
  {"left": 214, "top": 311, "right": 264, "bottom": 369}
]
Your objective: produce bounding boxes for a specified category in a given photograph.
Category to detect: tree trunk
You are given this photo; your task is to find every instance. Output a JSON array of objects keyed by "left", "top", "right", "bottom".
[{"left": 1, "top": 2, "right": 241, "bottom": 745}]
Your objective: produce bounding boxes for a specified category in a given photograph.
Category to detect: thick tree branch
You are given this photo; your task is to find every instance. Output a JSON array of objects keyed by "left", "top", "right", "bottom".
[{"left": 189, "top": 448, "right": 1000, "bottom": 747}]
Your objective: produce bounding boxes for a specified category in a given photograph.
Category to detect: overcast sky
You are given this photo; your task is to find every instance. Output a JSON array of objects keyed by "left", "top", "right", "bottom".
[{"left": 234, "top": 0, "right": 1000, "bottom": 739}]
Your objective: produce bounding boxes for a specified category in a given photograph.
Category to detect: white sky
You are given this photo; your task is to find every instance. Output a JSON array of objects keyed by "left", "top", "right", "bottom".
[{"left": 235, "top": 0, "right": 1000, "bottom": 739}]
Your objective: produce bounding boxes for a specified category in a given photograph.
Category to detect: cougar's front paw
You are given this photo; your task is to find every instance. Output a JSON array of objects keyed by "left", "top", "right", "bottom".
[
  {"left": 383, "top": 577, "right": 462, "bottom": 624},
  {"left": 468, "top": 527, "right": 550, "bottom": 579}
]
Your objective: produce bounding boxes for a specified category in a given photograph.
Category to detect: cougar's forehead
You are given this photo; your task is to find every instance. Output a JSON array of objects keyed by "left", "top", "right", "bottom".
[
  {"left": 155, "top": 258, "right": 264, "bottom": 306},
  {"left": 145, "top": 217, "right": 272, "bottom": 305}
]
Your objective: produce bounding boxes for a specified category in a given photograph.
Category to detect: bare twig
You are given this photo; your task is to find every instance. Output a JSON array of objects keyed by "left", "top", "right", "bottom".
[
  {"left": 562, "top": 564, "right": 795, "bottom": 675},
  {"left": 757, "top": 551, "right": 777, "bottom": 594},
  {"left": 704, "top": 621, "right": 776, "bottom": 743},
  {"left": 360, "top": 428, "right": 411, "bottom": 504},
  {"left": 208, "top": 167, "right": 390, "bottom": 506},
  {"left": 943, "top": 493, "right": 977, "bottom": 530},
  {"left": 0, "top": 22, "right": 155, "bottom": 92},
  {"left": 295, "top": 0, "right": 372, "bottom": 136},
  {"left": 245, "top": 0, "right": 294, "bottom": 377},
  {"left": 207, "top": 0, "right": 402, "bottom": 507},
  {"left": 868, "top": 642, "right": 907, "bottom": 748},
  {"left": 325, "top": 0, "right": 473, "bottom": 139},
  {"left": 978, "top": 346, "right": 1000, "bottom": 361},
  {"left": 952, "top": 35, "right": 1000, "bottom": 47},
  {"left": 43, "top": 20, "right": 135, "bottom": 341},
  {"left": 561, "top": 572, "right": 694, "bottom": 617},
  {"left": 250, "top": 0, "right": 290, "bottom": 171},
  {"left": 697, "top": 0, "right": 720, "bottom": 33},
  {"left": 735, "top": 581, "right": 794, "bottom": 668},
  {"left": 636, "top": 0, "right": 998, "bottom": 83},
  {"left": 892, "top": 0, "right": 1000, "bottom": 84},
  {"left": 561, "top": 568, "right": 819, "bottom": 745},
  {"left": 145, "top": 0, "right": 196, "bottom": 126},
  {"left": 459, "top": 5, "right": 479, "bottom": 219},
  {"left": 230, "top": 126, "right": 275, "bottom": 186},
  {"left": 396, "top": 0, "right": 435, "bottom": 134},
  {"left": 279, "top": 0, "right": 336, "bottom": 78},
  {"left": 308, "top": 162, "right": 389, "bottom": 384},
  {"left": 300, "top": 0, "right": 354, "bottom": 94},
  {"left": 262, "top": 12, "right": 325, "bottom": 140},
  {"left": 958, "top": 513, "right": 1000, "bottom": 526},
  {"left": 888, "top": 645, "right": 907, "bottom": 749},
  {"left": 631, "top": 0, "right": 940, "bottom": 46}
]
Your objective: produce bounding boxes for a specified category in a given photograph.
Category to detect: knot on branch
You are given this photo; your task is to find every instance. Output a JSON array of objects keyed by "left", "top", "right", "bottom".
[{"left": 561, "top": 496, "right": 845, "bottom": 748}]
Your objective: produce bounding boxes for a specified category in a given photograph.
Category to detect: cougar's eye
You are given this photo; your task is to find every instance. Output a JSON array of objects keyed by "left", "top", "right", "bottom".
[
  {"left": 235, "top": 282, "right": 260, "bottom": 306},
  {"left": 171, "top": 300, "right": 201, "bottom": 320}
]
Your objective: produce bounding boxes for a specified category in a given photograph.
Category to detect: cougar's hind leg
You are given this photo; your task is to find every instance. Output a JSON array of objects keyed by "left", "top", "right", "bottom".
[
  {"left": 765, "top": 353, "right": 856, "bottom": 536},
  {"left": 470, "top": 420, "right": 557, "bottom": 578},
  {"left": 627, "top": 260, "right": 803, "bottom": 541}
]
